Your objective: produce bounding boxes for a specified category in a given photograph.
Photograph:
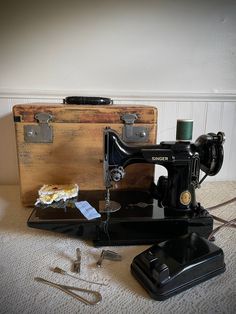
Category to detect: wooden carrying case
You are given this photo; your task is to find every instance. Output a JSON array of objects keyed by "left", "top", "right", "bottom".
[{"left": 13, "top": 104, "right": 158, "bottom": 206}]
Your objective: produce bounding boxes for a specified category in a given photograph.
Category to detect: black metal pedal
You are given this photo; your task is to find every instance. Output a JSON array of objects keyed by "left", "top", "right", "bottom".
[{"left": 131, "top": 233, "right": 225, "bottom": 300}]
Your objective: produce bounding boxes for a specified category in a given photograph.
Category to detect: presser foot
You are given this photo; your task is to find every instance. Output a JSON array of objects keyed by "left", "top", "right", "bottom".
[{"left": 98, "top": 200, "right": 121, "bottom": 213}]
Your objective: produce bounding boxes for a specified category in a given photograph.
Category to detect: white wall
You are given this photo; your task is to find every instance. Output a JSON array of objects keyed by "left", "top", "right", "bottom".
[
  {"left": 0, "top": 0, "right": 236, "bottom": 184},
  {"left": 0, "top": 0, "right": 236, "bottom": 94}
]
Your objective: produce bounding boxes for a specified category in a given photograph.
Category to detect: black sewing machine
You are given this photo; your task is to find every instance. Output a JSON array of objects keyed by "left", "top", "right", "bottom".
[
  {"left": 28, "top": 120, "right": 225, "bottom": 247},
  {"left": 102, "top": 120, "right": 224, "bottom": 213},
  {"left": 102, "top": 120, "right": 226, "bottom": 300}
]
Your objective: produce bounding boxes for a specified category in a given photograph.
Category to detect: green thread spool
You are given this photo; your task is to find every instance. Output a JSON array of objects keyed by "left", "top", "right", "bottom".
[{"left": 176, "top": 119, "right": 193, "bottom": 141}]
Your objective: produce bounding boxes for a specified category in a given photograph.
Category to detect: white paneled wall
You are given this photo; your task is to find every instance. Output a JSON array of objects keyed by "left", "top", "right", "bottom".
[{"left": 0, "top": 96, "right": 235, "bottom": 184}]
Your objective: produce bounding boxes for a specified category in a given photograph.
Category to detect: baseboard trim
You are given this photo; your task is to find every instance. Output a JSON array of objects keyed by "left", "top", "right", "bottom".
[{"left": 1, "top": 89, "right": 236, "bottom": 102}]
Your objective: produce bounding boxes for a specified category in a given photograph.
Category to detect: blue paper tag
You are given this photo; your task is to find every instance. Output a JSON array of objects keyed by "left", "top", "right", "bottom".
[{"left": 75, "top": 201, "right": 101, "bottom": 220}]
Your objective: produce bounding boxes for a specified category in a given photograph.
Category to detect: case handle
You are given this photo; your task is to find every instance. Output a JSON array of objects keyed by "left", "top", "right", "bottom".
[{"left": 64, "top": 96, "right": 113, "bottom": 105}]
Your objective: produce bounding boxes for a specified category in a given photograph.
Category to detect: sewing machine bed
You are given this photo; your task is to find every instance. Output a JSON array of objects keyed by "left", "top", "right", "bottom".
[{"left": 27, "top": 190, "right": 213, "bottom": 246}]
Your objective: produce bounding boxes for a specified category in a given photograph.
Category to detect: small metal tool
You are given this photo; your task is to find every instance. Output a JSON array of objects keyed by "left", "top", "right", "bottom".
[
  {"left": 97, "top": 250, "right": 122, "bottom": 267},
  {"left": 34, "top": 277, "right": 102, "bottom": 305},
  {"left": 72, "top": 248, "right": 81, "bottom": 273},
  {"left": 52, "top": 267, "right": 107, "bottom": 286}
]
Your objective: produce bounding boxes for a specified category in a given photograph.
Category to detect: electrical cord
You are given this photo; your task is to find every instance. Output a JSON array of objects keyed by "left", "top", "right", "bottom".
[
  {"left": 208, "top": 218, "right": 236, "bottom": 241},
  {"left": 206, "top": 197, "right": 236, "bottom": 240},
  {"left": 207, "top": 197, "right": 236, "bottom": 211},
  {"left": 210, "top": 214, "right": 236, "bottom": 228}
]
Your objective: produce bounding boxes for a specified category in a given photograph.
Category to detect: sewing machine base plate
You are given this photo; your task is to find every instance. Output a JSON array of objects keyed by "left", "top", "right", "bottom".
[{"left": 28, "top": 190, "right": 213, "bottom": 246}]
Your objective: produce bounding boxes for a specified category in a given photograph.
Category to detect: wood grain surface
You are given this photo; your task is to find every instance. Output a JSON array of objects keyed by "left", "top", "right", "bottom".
[{"left": 13, "top": 104, "right": 157, "bottom": 206}]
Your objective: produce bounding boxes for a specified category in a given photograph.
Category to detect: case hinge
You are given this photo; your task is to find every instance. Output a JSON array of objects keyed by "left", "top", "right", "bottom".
[
  {"left": 24, "top": 112, "right": 53, "bottom": 143},
  {"left": 121, "top": 113, "right": 149, "bottom": 143}
]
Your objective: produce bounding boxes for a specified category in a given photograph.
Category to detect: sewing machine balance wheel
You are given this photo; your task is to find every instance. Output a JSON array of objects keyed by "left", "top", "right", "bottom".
[{"left": 195, "top": 131, "right": 225, "bottom": 177}]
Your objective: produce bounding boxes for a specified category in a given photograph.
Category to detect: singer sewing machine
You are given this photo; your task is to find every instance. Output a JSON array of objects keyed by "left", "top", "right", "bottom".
[
  {"left": 102, "top": 126, "right": 224, "bottom": 213},
  {"left": 28, "top": 120, "right": 225, "bottom": 247}
]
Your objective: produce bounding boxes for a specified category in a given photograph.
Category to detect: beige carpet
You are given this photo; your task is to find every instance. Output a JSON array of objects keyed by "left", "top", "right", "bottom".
[{"left": 0, "top": 182, "right": 235, "bottom": 314}]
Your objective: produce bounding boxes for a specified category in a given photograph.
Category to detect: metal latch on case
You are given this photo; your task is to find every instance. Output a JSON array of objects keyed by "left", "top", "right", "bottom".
[
  {"left": 24, "top": 112, "right": 53, "bottom": 143},
  {"left": 121, "top": 113, "right": 149, "bottom": 142}
]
